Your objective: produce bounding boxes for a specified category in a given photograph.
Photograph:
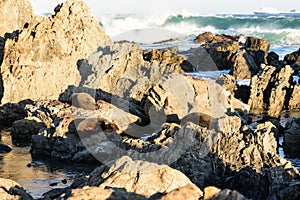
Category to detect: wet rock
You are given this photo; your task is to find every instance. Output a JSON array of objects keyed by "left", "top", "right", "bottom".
[
  {"left": 0, "top": 0, "right": 109, "bottom": 104},
  {"left": 11, "top": 118, "right": 46, "bottom": 146},
  {"left": 0, "top": 0, "right": 34, "bottom": 37},
  {"left": 0, "top": 178, "right": 33, "bottom": 200},
  {"left": 267, "top": 51, "right": 283, "bottom": 68},
  {"left": 284, "top": 117, "right": 300, "bottom": 158}
]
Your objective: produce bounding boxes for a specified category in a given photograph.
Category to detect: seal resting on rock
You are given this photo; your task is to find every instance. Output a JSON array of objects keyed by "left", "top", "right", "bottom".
[
  {"left": 71, "top": 93, "right": 96, "bottom": 110},
  {"left": 0, "top": 144, "right": 12, "bottom": 153}
]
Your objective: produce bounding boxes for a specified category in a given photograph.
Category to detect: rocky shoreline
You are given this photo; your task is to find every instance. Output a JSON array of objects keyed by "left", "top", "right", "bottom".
[{"left": 0, "top": 0, "right": 300, "bottom": 199}]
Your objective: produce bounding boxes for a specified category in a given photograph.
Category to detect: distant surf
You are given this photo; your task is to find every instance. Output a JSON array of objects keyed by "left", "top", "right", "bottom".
[{"left": 97, "top": 13, "right": 300, "bottom": 57}]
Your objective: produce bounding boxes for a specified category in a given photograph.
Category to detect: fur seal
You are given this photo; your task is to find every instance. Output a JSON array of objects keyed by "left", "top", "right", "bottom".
[
  {"left": 0, "top": 144, "right": 12, "bottom": 153},
  {"left": 71, "top": 93, "right": 96, "bottom": 110}
]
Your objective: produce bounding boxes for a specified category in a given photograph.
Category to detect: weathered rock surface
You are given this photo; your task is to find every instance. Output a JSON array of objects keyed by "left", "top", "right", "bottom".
[
  {"left": 206, "top": 41, "right": 239, "bottom": 70},
  {"left": 0, "top": 0, "right": 109, "bottom": 104},
  {"left": 231, "top": 49, "right": 260, "bottom": 79},
  {"left": 288, "top": 84, "right": 300, "bottom": 110},
  {"left": 284, "top": 117, "right": 300, "bottom": 158},
  {"left": 86, "top": 156, "right": 200, "bottom": 197},
  {"left": 0, "top": 0, "right": 34, "bottom": 37},
  {"left": 29, "top": 98, "right": 140, "bottom": 162},
  {"left": 248, "top": 65, "right": 294, "bottom": 117},
  {"left": 0, "top": 178, "right": 33, "bottom": 200}
]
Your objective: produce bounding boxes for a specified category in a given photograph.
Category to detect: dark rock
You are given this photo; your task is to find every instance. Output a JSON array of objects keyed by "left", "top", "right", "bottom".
[
  {"left": 244, "top": 36, "right": 270, "bottom": 60},
  {"left": 284, "top": 117, "right": 300, "bottom": 158},
  {"left": 284, "top": 48, "right": 300, "bottom": 65},
  {"left": 207, "top": 41, "right": 239, "bottom": 70},
  {"left": 11, "top": 118, "right": 46, "bottom": 146},
  {"left": 0, "top": 143, "right": 12, "bottom": 153}
]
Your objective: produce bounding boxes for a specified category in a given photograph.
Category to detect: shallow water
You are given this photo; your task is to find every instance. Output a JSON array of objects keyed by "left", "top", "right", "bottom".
[{"left": 0, "top": 129, "right": 97, "bottom": 199}]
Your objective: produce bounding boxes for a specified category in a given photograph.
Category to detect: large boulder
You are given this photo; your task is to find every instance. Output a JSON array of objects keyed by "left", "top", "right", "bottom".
[
  {"left": 0, "top": 0, "right": 34, "bottom": 37},
  {"left": 0, "top": 0, "right": 109, "bottom": 104}
]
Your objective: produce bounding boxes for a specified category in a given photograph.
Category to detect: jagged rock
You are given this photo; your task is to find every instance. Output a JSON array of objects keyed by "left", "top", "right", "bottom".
[
  {"left": 194, "top": 32, "right": 214, "bottom": 44},
  {"left": 231, "top": 49, "right": 260, "bottom": 79},
  {"left": 11, "top": 118, "right": 46, "bottom": 146},
  {"left": 0, "top": 178, "right": 33, "bottom": 200},
  {"left": 244, "top": 36, "right": 270, "bottom": 63},
  {"left": 248, "top": 65, "right": 293, "bottom": 117},
  {"left": 0, "top": 0, "right": 34, "bottom": 37},
  {"left": 145, "top": 74, "right": 249, "bottom": 121},
  {"left": 216, "top": 74, "right": 237, "bottom": 95},
  {"left": 203, "top": 186, "right": 249, "bottom": 200},
  {"left": 284, "top": 117, "right": 300, "bottom": 158},
  {"left": 86, "top": 156, "right": 200, "bottom": 197},
  {"left": 288, "top": 85, "right": 300, "bottom": 110},
  {"left": 142, "top": 48, "right": 195, "bottom": 72},
  {"left": 284, "top": 48, "right": 300, "bottom": 65},
  {"left": 267, "top": 51, "right": 283, "bottom": 68},
  {"left": 206, "top": 41, "right": 239, "bottom": 70},
  {"left": 73, "top": 41, "right": 194, "bottom": 103},
  {"left": 0, "top": 0, "right": 109, "bottom": 104}
]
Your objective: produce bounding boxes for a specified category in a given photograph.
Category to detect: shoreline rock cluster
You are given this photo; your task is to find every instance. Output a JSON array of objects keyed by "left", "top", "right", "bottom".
[{"left": 0, "top": 0, "right": 300, "bottom": 199}]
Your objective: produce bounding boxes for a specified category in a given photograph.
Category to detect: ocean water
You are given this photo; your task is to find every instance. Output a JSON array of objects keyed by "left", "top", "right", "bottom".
[{"left": 98, "top": 13, "right": 300, "bottom": 58}]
